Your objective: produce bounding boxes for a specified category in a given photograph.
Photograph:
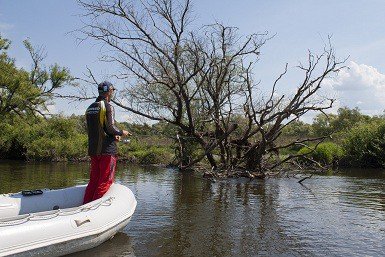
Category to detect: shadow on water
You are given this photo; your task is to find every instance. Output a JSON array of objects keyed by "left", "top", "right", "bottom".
[
  {"left": 68, "top": 232, "right": 135, "bottom": 257},
  {"left": 0, "top": 161, "right": 384, "bottom": 257}
]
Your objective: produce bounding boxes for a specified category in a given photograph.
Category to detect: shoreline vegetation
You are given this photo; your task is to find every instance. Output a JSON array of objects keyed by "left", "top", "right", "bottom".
[{"left": 2, "top": 107, "right": 385, "bottom": 172}]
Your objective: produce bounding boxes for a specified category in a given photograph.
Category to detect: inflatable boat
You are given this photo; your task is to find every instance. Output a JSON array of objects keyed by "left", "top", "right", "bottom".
[{"left": 0, "top": 183, "right": 137, "bottom": 256}]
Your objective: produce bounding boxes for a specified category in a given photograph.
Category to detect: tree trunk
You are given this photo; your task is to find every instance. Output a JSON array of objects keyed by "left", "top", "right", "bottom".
[
  {"left": 245, "top": 147, "right": 262, "bottom": 172},
  {"left": 206, "top": 152, "right": 217, "bottom": 170}
]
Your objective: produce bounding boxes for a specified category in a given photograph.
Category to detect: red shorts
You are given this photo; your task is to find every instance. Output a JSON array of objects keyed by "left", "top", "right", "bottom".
[{"left": 83, "top": 155, "right": 117, "bottom": 204}]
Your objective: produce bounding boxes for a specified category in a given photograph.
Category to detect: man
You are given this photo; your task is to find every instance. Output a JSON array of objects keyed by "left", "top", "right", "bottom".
[{"left": 83, "top": 81, "right": 130, "bottom": 204}]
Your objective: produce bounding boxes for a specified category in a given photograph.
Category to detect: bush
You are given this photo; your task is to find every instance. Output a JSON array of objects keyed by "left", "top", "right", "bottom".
[
  {"left": 343, "top": 121, "right": 385, "bottom": 168},
  {"left": 130, "top": 147, "right": 173, "bottom": 164},
  {"left": 0, "top": 116, "right": 88, "bottom": 161},
  {"left": 298, "top": 142, "right": 344, "bottom": 165},
  {"left": 26, "top": 117, "right": 88, "bottom": 161},
  {"left": 26, "top": 134, "right": 87, "bottom": 161},
  {"left": 0, "top": 117, "right": 33, "bottom": 159},
  {"left": 117, "top": 135, "right": 174, "bottom": 165},
  {"left": 0, "top": 115, "right": 175, "bottom": 163}
]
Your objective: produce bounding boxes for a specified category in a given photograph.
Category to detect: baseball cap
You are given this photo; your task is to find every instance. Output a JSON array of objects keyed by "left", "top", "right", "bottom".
[{"left": 98, "top": 81, "right": 115, "bottom": 94}]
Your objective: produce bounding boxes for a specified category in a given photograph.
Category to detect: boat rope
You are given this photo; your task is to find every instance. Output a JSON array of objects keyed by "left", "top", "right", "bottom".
[{"left": 0, "top": 197, "right": 114, "bottom": 227}]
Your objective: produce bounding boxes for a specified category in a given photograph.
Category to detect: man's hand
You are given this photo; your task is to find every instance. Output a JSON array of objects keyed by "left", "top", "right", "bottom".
[
  {"left": 115, "top": 135, "right": 121, "bottom": 142},
  {"left": 122, "top": 130, "right": 132, "bottom": 137}
]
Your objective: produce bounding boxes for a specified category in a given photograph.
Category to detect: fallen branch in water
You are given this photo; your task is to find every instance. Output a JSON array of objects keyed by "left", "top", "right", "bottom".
[
  {"left": 202, "top": 168, "right": 266, "bottom": 180},
  {"left": 298, "top": 174, "right": 313, "bottom": 184}
]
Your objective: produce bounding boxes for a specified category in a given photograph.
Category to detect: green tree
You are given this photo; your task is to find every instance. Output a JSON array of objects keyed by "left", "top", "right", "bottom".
[
  {"left": 343, "top": 121, "right": 385, "bottom": 168},
  {"left": 0, "top": 35, "right": 73, "bottom": 118},
  {"left": 312, "top": 107, "right": 371, "bottom": 137}
]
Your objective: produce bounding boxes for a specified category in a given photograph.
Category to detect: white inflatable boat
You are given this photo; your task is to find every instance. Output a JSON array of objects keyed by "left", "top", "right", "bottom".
[{"left": 0, "top": 183, "right": 137, "bottom": 256}]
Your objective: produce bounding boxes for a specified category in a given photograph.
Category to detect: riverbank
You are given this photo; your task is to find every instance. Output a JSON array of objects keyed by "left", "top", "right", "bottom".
[{"left": 4, "top": 108, "right": 385, "bottom": 171}]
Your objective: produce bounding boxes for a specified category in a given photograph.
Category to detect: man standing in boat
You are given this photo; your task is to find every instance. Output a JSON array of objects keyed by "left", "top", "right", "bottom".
[{"left": 83, "top": 81, "right": 131, "bottom": 204}]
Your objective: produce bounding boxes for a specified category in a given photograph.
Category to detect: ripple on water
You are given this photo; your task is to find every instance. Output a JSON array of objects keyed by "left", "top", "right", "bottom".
[{"left": 0, "top": 163, "right": 384, "bottom": 257}]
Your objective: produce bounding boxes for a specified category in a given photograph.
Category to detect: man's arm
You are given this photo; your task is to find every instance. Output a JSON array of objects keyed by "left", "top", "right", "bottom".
[{"left": 105, "top": 103, "right": 130, "bottom": 136}]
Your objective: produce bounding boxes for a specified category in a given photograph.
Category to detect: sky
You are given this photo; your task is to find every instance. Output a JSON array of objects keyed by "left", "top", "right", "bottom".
[{"left": 2, "top": 0, "right": 385, "bottom": 122}]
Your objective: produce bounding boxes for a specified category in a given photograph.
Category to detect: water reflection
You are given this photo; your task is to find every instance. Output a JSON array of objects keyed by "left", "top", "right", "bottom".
[
  {"left": 0, "top": 162, "right": 384, "bottom": 256},
  {"left": 0, "top": 161, "right": 89, "bottom": 193},
  {"left": 275, "top": 177, "right": 385, "bottom": 256}
]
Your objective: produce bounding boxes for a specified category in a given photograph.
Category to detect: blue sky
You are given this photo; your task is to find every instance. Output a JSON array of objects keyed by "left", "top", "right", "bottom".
[{"left": 2, "top": 0, "right": 385, "bottom": 121}]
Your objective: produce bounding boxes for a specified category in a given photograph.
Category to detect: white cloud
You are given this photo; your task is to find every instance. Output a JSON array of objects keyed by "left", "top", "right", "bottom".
[{"left": 324, "top": 61, "right": 385, "bottom": 115}]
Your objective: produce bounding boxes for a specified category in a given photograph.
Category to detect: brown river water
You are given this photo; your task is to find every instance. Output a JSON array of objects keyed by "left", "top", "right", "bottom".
[{"left": 0, "top": 161, "right": 384, "bottom": 257}]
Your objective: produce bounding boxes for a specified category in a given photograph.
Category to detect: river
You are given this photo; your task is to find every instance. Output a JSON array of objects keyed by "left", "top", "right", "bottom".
[{"left": 0, "top": 161, "right": 384, "bottom": 257}]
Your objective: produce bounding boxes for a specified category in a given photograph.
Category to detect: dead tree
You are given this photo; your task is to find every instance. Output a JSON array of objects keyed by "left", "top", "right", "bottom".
[{"left": 78, "top": 0, "right": 345, "bottom": 174}]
